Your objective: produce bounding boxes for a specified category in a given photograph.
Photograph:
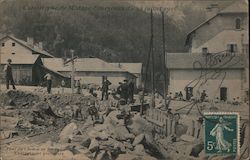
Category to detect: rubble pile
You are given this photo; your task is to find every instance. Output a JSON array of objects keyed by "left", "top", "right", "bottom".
[{"left": 1, "top": 90, "right": 249, "bottom": 160}]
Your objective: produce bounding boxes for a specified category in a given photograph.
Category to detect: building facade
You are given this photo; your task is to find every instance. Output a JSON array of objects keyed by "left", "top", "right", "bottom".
[
  {"left": 42, "top": 58, "right": 137, "bottom": 88},
  {"left": 167, "top": 0, "right": 249, "bottom": 102},
  {"left": 110, "top": 63, "right": 142, "bottom": 88},
  {"left": 0, "top": 35, "right": 54, "bottom": 85}
]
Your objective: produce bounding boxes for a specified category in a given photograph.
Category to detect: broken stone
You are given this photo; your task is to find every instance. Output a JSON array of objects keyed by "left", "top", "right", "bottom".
[
  {"left": 180, "top": 134, "right": 195, "bottom": 142},
  {"left": 112, "top": 125, "right": 133, "bottom": 141},
  {"left": 8, "top": 99, "right": 15, "bottom": 106},
  {"left": 65, "top": 145, "right": 81, "bottom": 155},
  {"left": 96, "top": 150, "right": 111, "bottom": 160},
  {"left": 134, "top": 144, "right": 145, "bottom": 155},
  {"left": 88, "top": 139, "right": 99, "bottom": 152},
  {"left": 190, "top": 143, "right": 204, "bottom": 157},
  {"left": 94, "top": 124, "right": 108, "bottom": 132},
  {"left": 96, "top": 131, "right": 109, "bottom": 141},
  {"left": 145, "top": 133, "right": 154, "bottom": 144},
  {"left": 175, "top": 124, "right": 188, "bottom": 137},
  {"left": 81, "top": 137, "right": 91, "bottom": 148},
  {"left": 132, "top": 134, "right": 145, "bottom": 146},
  {"left": 59, "top": 122, "right": 78, "bottom": 143},
  {"left": 123, "top": 141, "right": 134, "bottom": 150}
]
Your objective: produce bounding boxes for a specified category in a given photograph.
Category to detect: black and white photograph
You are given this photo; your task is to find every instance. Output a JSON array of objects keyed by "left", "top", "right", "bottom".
[{"left": 0, "top": 0, "right": 249, "bottom": 159}]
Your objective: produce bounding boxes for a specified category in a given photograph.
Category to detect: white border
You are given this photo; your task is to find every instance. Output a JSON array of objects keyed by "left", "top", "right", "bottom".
[{"left": 204, "top": 112, "right": 240, "bottom": 156}]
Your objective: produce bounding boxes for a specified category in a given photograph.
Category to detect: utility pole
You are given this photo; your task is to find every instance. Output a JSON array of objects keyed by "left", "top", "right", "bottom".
[
  {"left": 151, "top": 9, "right": 155, "bottom": 108},
  {"left": 63, "top": 49, "right": 78, "bottom": 94},
  {"left": 71, "top": 50, "right": 74, "bottom": 94},
  {"left": 162, "top": 11, "right": 168, "bottom": 109}
]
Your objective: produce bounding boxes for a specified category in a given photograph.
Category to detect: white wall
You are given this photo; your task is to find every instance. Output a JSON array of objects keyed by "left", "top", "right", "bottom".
[
  {"left": 191, "top": 14, "right": 248, "bottom": 54},
  {"left": 0, "top": 38, "right": 32, "bottom": 57},
  {"left": 192, "top": 30, "right": 248, "bottom": 54},
  {"left": 168, "top": 69, "right": 243, "bottom": 101}
]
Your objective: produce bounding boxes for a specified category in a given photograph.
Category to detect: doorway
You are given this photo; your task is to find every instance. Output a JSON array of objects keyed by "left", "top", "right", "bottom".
[{"left": 220, "top": 87, "right": 227, "bottom": 101}]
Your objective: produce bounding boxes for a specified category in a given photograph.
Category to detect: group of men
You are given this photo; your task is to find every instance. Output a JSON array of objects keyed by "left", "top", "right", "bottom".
[
  {"left": 117, "top": 79, "right": 135, "bottom": 104},
  {"left": 3, "top": 59, "right": 134, "bottom": 103}
]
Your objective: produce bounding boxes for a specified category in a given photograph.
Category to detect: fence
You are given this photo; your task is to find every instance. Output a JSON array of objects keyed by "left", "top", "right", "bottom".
[{"left": 145, "top": 107, "right": 203, "bottom": 140}]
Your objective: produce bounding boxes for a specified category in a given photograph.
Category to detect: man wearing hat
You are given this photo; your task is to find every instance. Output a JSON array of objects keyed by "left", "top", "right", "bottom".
[
  {"left": 101, "top": 77, "right": 112, "bottom": 100},
  {"left": 4, "top": 59, "right": 16, "bottom": 90}
]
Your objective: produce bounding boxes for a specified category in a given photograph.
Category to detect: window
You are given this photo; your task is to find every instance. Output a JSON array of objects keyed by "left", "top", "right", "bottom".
[
  {"left": 243, "top": 44, "right": 249, "bottom": 54},
  {"left": 227, "top": 44, "right": 237, "bottom": 55},
  {"left": 235, "top": 18, "right": 241, "bottom": 30},
  {"left": 1, "top": 43, "right": 4, "bottom": 47},
  {"left": 12, "top": 42, "right": 15, "bottom": 47},
  {"left": 12, "top": 52, "right": 15, "bottom": 55},
  {"left": 202, "top": 47, "right": 208, "bottom": 55}
]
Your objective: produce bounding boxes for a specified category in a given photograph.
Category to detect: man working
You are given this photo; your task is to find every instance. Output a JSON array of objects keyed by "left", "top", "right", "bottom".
[
  {"left": 44, "top": 73, "right": 52, "bottom": 94},
  {"left": 4, "top": 59, "right": 16, "bottom": 90},
  {"left": 101, "top": 77, "right": 112, "bottom": 100}
]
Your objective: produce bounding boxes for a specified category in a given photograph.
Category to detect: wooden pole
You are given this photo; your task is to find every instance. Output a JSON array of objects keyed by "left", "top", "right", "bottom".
[
  {"left": 151, "top": 9, "right": 155, "bottom": 108},
  {"left": 71, "top": 50, "right": 75, "bottom": 94},
  {"left": 161, "top": 11, "right": 168, "bottom": 109}
]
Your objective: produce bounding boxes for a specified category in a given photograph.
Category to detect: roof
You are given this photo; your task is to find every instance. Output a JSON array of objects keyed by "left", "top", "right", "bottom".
[
  {"left": 110, "top": 63, "right": 142, "bottom": 74},
  {"left": 166, "top": 53, "right": 245, "bottom": 69},
  {"left": 0, "top": 53, "right": 39, "bottom": 65},
  {"left": 185, "top": 0, "right": 248, "bottom": 45},
  {"left": 219, "top": 0, "right": 248, "bottom": 14},
  {"left": 42, "top": 58, "right": 136, "bottom": 76},
  {"left": 0, "top": 35, "right": 54, "bottom": 58},
  {"left": 40, "top": 65, "right": 70, "bottom": 78}
]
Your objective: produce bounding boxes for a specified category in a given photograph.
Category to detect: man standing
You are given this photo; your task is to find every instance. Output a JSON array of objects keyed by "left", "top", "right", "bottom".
[
  {"left": 76, "top": 79, "right": 81, "bottom": 94},
  {"left": 128, "top": 79, "right": 135, "bottom": 104},
  {"left": 200, "top": 90, "right": 207, "bottom": 102},
  {"left": 101, "top": 77, "right": 111, "bottom": 100},
  {"left": 4, "top": 59, "right": 16, "bottom": 90},
  {"left": 44, "top": 73, "right": 52, "bottom": 94},
  {"left": 121, "top": 79, "right": 129, "bottom": 104},
  {"left": 61, "top": 79, "right": 65, "bottom": 94}
]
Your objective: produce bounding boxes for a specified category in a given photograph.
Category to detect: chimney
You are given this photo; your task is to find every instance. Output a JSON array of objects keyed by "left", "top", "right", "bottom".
[
  {"left": 38, "top": 42, "right": 43, "bottom": 50},
  {"left": 27, "top": 37, "right": 34, "bottom": 46},
  {"left": 206, "top": 4, "right": 219, "bottom": 18}
]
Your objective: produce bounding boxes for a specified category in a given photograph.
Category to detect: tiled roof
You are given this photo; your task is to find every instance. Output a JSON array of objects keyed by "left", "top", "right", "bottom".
[
  {"left": 0, "top": 53, "right": 39, "bottom": 64},
  {"left": 0, "top": 35, "right": 54, "bottom": 58},
  {"left": 166, "top": 53, "right": 245, "bottom": 69},
  {"left": 42, "top": 58, "right": 136, "bottom": 76},
  {"left": 110, "top": 63, "right": 142, "bottom": 74}
]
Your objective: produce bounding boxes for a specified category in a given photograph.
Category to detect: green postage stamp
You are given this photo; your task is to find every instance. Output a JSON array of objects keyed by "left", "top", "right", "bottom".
[{"left": 204, "top": 112, "right": 240, "bottom": 155}]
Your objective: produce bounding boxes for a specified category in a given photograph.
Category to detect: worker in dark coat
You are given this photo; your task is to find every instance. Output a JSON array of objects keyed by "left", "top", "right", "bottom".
[
  {"left": 121, "top": 79, "right": 129, "bottom": 104},
  {"left": 101, "top": 78, "right": 112, "bottom": 100},
  {"left": 128, "top": 80, "right": 135, "bottom": 104},
  {"left": 4, "top": 59, "right": 16, "bottom": 90}
]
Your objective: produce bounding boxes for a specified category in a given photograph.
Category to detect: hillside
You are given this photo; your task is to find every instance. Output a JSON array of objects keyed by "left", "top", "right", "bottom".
[{"left": 0, "top": 0, "right": 208, "bottom": 62}]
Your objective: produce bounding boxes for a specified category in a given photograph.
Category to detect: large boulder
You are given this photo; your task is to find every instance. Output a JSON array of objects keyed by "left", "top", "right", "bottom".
[
  {"left": 132, "top": 134, "right": 145, "bottom": 146},
  {"left": 59, "top": 122, "right": 78, "bottom": 143},
  {"left": 134, "top": 144, "right": 145, "bottom": 155}
]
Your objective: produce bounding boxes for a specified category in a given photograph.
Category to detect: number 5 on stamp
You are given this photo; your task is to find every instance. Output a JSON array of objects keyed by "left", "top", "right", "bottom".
[{"left": 204, "top": 112, "right": 240, "bottom": 155}]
